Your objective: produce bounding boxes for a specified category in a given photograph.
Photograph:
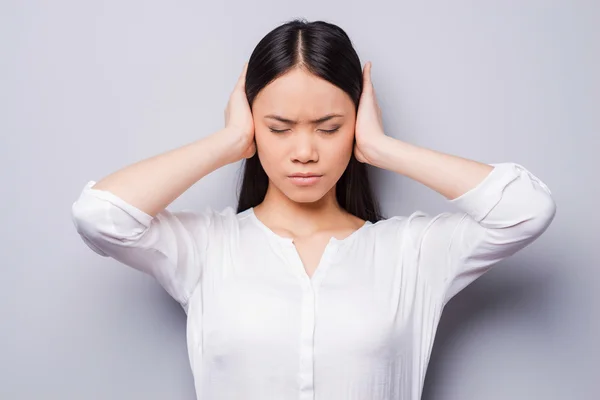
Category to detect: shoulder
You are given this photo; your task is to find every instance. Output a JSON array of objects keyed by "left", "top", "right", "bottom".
[
  {"left": 369, "top": 211, "right": 468, "bottom": 247},
  {"left": 369, "top": 211, "right": 431, "bottom": 232},
  {"left": 154, "top": 206, "right": 241, "bottom": 239},
  {"left": 187, "top": 206, "right": 260, "bottom": 236},
  {"left": 183, "top": 205, "right": 240, "bottom": 227}
]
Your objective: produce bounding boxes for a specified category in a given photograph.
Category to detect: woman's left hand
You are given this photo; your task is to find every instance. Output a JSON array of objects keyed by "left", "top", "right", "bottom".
[{"left": 354, "top": 61, "right": 388, "bottom": 165}]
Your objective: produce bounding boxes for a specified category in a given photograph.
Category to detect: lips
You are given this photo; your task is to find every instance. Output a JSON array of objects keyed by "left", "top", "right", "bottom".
[
  {"left": 288, "top": 173, "right": 323, "bottom": 186},
  {"left": 289, "top": 173, "right": 322, "bottom": 178}
]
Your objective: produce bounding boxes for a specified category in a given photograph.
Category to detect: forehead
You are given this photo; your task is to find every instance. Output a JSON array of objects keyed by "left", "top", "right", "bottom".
[{"left": 253, "top": 67, "right": 354, "bottom": 117}]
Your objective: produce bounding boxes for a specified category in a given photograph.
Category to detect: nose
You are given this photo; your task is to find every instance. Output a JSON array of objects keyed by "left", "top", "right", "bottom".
[{"left": 291, "top": 132, "right": 318, "bottom": 164}]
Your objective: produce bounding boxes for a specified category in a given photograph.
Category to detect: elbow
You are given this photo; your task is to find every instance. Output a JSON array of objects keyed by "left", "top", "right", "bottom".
[
  {"left": 540, "top": 194, "right": 557, "bottom": 229},
  {"left": 71, "top": 195, "right": 149, "bottom": 248},
  {"left": 523, "top": 165, "right": 557, "bottom": 235},
  {"left": 541, "top": 192, "right": 557, "bottom": 222},
  {"left": 522, "top": 190, "right": 557, "bottom": 238},
  {"left": 71, "top": 199, "right": 111, "bottom": 256},
  {"left": 71, "top": 198, "right": 100, "bottom": 238},
  {"left": 508, "top": 164, "right": 557, "bottom": 237},
  {"left": 71, "top": 197, "right": 120, "bottom": 243}
]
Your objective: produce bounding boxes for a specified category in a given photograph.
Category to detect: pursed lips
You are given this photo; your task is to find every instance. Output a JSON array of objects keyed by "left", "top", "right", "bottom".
[{"left": 288, "top": 173, "right": 323, "bottom": 186}]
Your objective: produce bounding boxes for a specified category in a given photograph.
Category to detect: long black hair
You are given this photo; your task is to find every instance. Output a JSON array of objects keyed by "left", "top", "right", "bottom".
[{"left": 237, "top": 18, "right": 383, "bottom": 223}]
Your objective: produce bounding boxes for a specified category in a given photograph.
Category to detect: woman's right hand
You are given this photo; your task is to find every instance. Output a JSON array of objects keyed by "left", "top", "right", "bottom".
[{"left": 222, "top": 62, "right": 256, "bottom": 161}]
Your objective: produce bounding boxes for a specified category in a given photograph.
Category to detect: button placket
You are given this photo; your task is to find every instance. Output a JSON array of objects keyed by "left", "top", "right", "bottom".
[
  {"left": 298, "top": 280, "right": 315, "bottom": 399},
  {"left": 281, "top": 239, "right": 340, "bottom": 399}
]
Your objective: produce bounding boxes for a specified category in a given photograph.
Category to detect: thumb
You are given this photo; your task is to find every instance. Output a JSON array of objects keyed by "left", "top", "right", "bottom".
[
  {"left": 236, "top": 62, "right": 248, "bottom": 90},
  {"left": 362, "top": 61, "right": 373, "bottom": 92}
]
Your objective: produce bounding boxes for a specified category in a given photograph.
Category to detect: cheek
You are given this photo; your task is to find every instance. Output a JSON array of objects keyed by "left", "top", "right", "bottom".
[
  {"left": 255, "top": 128, "right": 285, "bottom": 172},
  {"left": 329, "top": 130, "right": 355, "bottom": 164}
]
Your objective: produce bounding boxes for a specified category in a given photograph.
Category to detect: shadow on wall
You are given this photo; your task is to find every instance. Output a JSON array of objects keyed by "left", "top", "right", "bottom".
[{"left": 422, "top": 258, "right": 559, "bottom": 399}]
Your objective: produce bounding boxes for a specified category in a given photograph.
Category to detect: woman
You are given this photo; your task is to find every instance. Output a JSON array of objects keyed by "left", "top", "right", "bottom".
[{"left": 71, "top": 19, "right": 556, "bottom": 400}]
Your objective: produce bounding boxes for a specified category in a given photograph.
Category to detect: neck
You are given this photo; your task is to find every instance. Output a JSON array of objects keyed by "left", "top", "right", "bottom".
[{"left": 254, "top": 181, "right": 348, "bottom": 237}]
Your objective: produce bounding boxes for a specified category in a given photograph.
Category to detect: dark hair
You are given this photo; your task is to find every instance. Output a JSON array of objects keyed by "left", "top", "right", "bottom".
[{"left": 237, "top": 18, "right": 383, "bottom": 222}]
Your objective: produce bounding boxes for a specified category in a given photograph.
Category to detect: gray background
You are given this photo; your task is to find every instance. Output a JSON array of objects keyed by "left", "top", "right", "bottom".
[{"left": 2, "top": 0, "right": 598, "bottom": 399}]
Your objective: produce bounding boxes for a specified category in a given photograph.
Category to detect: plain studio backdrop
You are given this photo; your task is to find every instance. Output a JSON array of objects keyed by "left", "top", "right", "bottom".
[{"left": 1, "top": 1, "right": 598, "bottom": 399}]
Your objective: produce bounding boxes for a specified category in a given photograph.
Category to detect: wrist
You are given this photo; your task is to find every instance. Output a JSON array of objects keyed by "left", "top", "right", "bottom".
[
  {"left": 213, "top": 128, "right": 249, "bottom": 163},
  {"left": 361, "top": 135, "right": 395, "bottom": 168},
  {"left": 205, "top": 129, "right": 239, "bottom": 165}
]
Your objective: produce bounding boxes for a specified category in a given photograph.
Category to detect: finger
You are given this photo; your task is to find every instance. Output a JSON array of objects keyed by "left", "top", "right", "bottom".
[
  {"left": 363, "top": 61, "right": 372, "bottom": 87},
  {"left": 362, "top": 62, "right": 375, "bottom": 97},
  {"left": 236, "top": 62, "right": 248, "bottom": 90}
]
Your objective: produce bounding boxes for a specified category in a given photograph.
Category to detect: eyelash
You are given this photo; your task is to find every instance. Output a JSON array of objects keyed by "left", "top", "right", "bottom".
[{"left": 269, "top": 128, "right": 340, "bottom": 134}]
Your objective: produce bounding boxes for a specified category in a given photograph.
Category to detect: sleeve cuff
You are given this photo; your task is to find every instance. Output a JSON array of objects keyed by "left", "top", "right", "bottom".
[
  {"left": 80, "top": 180, "right": 155, "bottom": 228},
  {"left": 447, "top": 163, "right": 523, "bottom": 222}
]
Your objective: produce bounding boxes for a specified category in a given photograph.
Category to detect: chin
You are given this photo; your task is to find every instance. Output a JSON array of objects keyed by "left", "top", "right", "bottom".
[{"left": 283, "top": 185, "right": 329, "bottom": 204}]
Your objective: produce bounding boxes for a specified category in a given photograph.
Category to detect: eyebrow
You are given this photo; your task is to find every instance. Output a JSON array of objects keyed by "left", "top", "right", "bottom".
[{"left": 264, "top": 113, "right": 344, "bottom": 125}]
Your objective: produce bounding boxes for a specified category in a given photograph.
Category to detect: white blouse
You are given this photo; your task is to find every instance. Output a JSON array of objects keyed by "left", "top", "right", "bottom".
[{"left": 71, "top": 162, "right": 556, "bottom": 400}]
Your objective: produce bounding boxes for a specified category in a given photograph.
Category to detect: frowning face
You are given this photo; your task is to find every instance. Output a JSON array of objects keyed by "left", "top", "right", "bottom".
[{"left": 251, "top": 66, "right": 356, "bottom": 204}]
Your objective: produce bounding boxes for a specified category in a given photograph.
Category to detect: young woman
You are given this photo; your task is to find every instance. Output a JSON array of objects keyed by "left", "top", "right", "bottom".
[{"left": 71, "top": 19, "right": 556, "bottom": 400}]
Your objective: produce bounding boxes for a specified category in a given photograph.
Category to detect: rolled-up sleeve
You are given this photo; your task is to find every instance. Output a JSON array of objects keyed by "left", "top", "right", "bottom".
[
  {"left": 71, "top": 181, "right": 212, "bottom": 308},
  {"left": 406, "top": 163, "right": 557, "bottom": 304}
]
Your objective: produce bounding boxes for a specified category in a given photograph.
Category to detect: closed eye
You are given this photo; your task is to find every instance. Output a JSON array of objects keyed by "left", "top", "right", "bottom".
[
  {"left": 268, "top": 127, "right": 340, "bottom": 134},
  {"left": 269, "top": 128, "right": 289, "bottom": 133},
  {"left": 319, "top": 128, "right": 340, "bottom": 134}
]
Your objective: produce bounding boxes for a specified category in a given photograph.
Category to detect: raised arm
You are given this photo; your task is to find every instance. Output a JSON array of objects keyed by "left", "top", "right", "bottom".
[
  {"left": 90, "top": 129, "right": 245, "bottom": 216},
  {"left": 354, "top": 61, "right": 556, "bottom": 303},
  {"left": 70, "top": 63, "right": 254, "bottom": 307},
  {"left": 91, "top": 63, "right": 255, "bottom": 217},
  {"left": 364, "top": 127, "right": 556, "bottom": 304}
]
